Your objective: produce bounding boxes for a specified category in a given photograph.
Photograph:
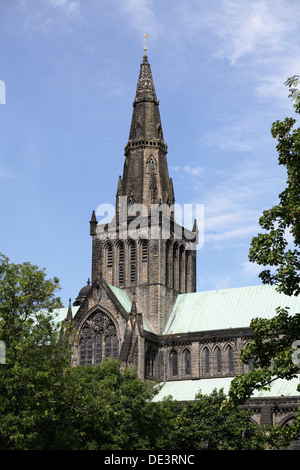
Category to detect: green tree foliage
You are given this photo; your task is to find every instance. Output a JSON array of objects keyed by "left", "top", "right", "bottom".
[
  {"left": 226, "top": 77, "right": 300, "bottom": 448},
  {"left": 0, "top": 253, "right": 67, "bottom": 449},
  {"left": 58, "top": 359, "right": 173, "bottom": 450},
  {"left": 160, "top": 389, "right": 267, "bottom": 450}
]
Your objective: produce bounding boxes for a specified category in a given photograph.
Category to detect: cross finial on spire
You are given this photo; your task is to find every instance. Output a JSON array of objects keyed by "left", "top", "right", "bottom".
[{"left": 143, "top": 33, "right": 149, "bottom": 53}]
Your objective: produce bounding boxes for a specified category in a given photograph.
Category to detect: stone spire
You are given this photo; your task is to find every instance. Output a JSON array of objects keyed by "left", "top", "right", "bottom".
[
  {"left": 117, "top": 52, "right": 174, "bottom": 214},
  {"left": 127, "top": 53, "right": 164, "bottom": 143}
]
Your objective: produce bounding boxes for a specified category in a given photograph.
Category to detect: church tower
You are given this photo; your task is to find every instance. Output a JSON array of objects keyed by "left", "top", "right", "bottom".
[{"left": 89, "top": 51, "right": 197, "bottom": 335}]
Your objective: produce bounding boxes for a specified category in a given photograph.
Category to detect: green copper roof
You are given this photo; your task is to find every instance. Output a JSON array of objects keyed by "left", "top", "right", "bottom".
[
  {"left": 108, "top": 285, "right": 132, "bottom": 313},
  {"left": 152, "top": 376, "right": 300, "bottom": 402},
  {"left": 108, "top": 285, "right": 153, "bottom": 332},
  {"left": 52, "top": 306, "right": 80, "bottom": 324},
  {"left": 163, "top": 285, "right": 300, "bottom": 335}
]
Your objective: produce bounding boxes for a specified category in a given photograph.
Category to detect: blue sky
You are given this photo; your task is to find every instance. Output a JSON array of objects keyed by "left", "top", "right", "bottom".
[{"left": 1, "top": 0, "right": 300, "bottom": 306}]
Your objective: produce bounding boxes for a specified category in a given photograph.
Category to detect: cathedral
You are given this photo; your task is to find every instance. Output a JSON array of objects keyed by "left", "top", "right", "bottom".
[{"left": 57, "top": 51, "right": 300, "bottom": 441}]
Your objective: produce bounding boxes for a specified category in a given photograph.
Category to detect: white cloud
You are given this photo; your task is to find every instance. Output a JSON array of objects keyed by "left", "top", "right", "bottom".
[
  {"left": 218, "top": 1, "right": 287, "bottom": 65},
  {"left": 183, "top": 165, "right": 205, "bottom": 176},
  {"left": 180, "top": 0, "right": 299, "bottom": 66},
  {"left": 241, "top": 260, "right": 262, "bottom": 279},
  {"left": 44, "top": 0, "right": 80, "bottom": 15},
  {"left": 172, "top": 165, "right": 205, "bottom": 176},
  {"left": 120, "top": 0, "right": 162, "bottom": 40},
  {"left": 201, "top": 160, "right": 284, "bottom": 248},
  {"left": 198, "top": 273, "right": 233, "bottom": 291},
  {"left": 16, "top": 0, "right": 81, "bottom": 34}
]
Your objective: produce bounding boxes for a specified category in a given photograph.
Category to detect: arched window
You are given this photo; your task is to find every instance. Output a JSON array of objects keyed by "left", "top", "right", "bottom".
[
  {"left": 216, "top": 346, "right": 222, "bottom": 373},
  {"left": 184, "top": 349, "right": 191, "bottom": 375},
  {"left": 204, "top": 347, "right": 210, "bottom": 374},
  {"left": 170, "top": 350, "right": 178, "bottom": 376},
  {"left": 147, "top": 156, "right": 156, "bottom": 172}
]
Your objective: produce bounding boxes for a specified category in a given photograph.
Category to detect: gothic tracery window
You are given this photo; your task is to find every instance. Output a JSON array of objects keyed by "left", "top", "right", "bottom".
[
  {"left": 78, "top": 310, "right": 118, "bottom": 365},
  {"left": 147, "top": 156, "right": 156, "bottom": 172}
]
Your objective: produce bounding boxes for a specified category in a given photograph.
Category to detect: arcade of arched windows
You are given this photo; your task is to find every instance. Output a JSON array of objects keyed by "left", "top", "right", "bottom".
[
  {"left": 168, "top": 348, "right": 192, "bottom": 379},
  {"left": 77, "top": 310, "right": 119, "bottom": 366},
  {"left": 102, "top": 238, "right": 193, "bottom": 292},
  {"left": 165, "top": 240, "right": 193, "bottom": 293},
  {"left": 102, "top": 238, "right": 149, "bottom": 287},
  {"left": 199, "top": 342, "right": 254, "bottom": 377},
  {"left": 199, "top": 344, "right": 235, "bottom": 376},
  {"left": 159, "top": 342, "right": 254, "bottom": 381}
]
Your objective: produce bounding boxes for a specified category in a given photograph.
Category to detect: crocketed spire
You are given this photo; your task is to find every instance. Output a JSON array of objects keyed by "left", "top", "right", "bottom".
[
  {"left": 134, "top": 54, "right": 158, "bottom": 104},
  {"left": 127, "top": 53, "right": 165, "bottom": 143},
  {"left": 116, "top": 53, "right": 174, "bottom": 214}
]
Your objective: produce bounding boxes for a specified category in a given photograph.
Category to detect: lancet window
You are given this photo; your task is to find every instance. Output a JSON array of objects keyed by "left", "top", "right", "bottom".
[
  {"left": 204, "top": 347, "right": 210, "bottom": 374},
  {"left": 147, "top": 156, "right": 156, "bottom": 172}
]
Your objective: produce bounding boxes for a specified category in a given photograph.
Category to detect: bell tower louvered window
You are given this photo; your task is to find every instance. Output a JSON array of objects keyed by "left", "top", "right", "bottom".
[
  {"left": 142, "top": 239, "right": 148, "bottom": 262},
  {"left": 118, "top": 242, "right": 124, "bottom": 287},
  {"left": 107, "top": 244, "right": 113, "bottom": 267},
  {"left": 129, "top": 240, "right": 136, "bottom": 283}
]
